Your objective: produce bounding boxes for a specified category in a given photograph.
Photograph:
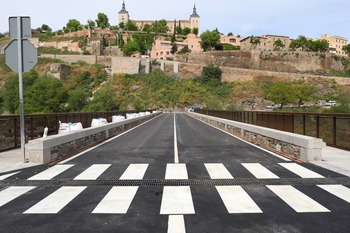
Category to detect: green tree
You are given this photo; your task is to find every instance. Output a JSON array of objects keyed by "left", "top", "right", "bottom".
[
  {"left": 142, "top": 24, "right": 152, "bottom": 32},
  {"left": 199, "top": 64, "right": 222, "bottom": 84},
  {"left": 183, "top": 27, "right": 191, "bottom": 35},
  {"left": 178, "top": 45, "right": 191, "bottom": 54},
  {"left": 85, "top": 84, "right": 118, "bottom": 111},
  {"left": 151, "top": 20, "right": 169, "bottom": 33},
  {"left": 65, "top": 19, "right": 82, "bottom": 32},
  {"left": 294, "top": 84, "right": 318, "bottom": 107},
  {"left": 175, "top": 21, "right": 182, "bottom": 35},
  {"left": 0, "top": 33, "right": 4, "bottom": 38},
  {"left": 85, "top": 19, "right": 96, "bottom": 29},
  {"left": 122, "top": 39, "right": 140, "bottom": 56},
  {"left": 308, "top": 39, "right": 329, "bottom": 52},
  {"left": 192, "top": 27, "right": 199, "bottom": 36},
  {"left": 170, "top": 34, "right": 178, "bottom": 54},
  {"left": 67, "top": 88, "right": 90, "bottom": 112},
  {"left": 40, "top": 24, "right": 52, "bottom": 32},
  {"left": 265, "top": 83, "right": 297, "bottom": 108},
  {"left": 273, "top": 39, "right": 285, "bottom": 51},
  {"left": 227, "top": 32, "right": 234, "bottom": 36},
  {"left": 249, "top": 36, "right": 261, "bottom": 49},
  {"left": 95, "top": 13, "right": 110, "bottom": 29},
  {"left": 289, "top": 35, "right": 308, "bottom": 51},
  {"left": 25, "top": 76, "right": 67, "bottom": 113},
  {"left": 1, "top": 70, "right": 38, "bottom": 114},
  {"left": 343, "top": 44, "right": 350, "bottom": 57},
  {"left": 200, "top": 30, "right": 221, "bottom": 51},
  {"left": 125, "top": 20, "right": 138, "bottom": 31}
]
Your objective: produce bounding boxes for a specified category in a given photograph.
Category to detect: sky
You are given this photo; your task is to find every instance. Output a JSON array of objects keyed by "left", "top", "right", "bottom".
[{"left": 1, "top": 0, "right": 349, "bottom": 40}]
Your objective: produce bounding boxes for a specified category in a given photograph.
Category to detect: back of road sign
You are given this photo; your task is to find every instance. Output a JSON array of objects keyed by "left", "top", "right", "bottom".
[
  {"left": 5, "top": 40, "right": 37, "bottom": 72},
  {"left": 9, "top": 16, "right": 31, "bottom": 39}
]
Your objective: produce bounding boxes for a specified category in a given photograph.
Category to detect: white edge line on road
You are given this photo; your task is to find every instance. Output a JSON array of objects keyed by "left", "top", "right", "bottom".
[
  {"left": 59, "top": 113, "right": 163, "bottom": 164},
  {"left": 174, "top": 114, "right": 179, "bottom": 164},
  {"left": 187, "top": 113, "right": 290, "bottom": 162}
]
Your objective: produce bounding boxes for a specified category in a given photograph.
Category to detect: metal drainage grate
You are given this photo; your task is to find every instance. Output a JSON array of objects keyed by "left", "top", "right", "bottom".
[{"left": 1, "top": 177, "right": 350, "bottom": 187}]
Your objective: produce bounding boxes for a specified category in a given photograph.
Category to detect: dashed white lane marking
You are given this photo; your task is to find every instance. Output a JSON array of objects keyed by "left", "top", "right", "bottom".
[
  {"left": 73, "top": 164, "right": 111, "bottom": 180},
  {"left": 165, "top": 164, "right": 188, "bottom": 180},
  {"left": 242, "top": 163, "right": 279, "bottom": 179},
  {"left": 0, "top": 171, "right": 21, "bottom": 180},
  {"left": 27, "top": 165, "right": 74, "bottom": 180},
  {"left": 267, "top": 185, "right": 330, "bottom": 213},
  {"left": 174, "top": 114, "right": 179, "bottom": 164},
  {"left": 204, "top": 163, "right": 234, "bottom": 179},
  {"left": 278, "top": 163, "right": 324, "bottom": 178},
  {"left": 92, "top": 186, "right": 138, "bottom": 214},
  {"left": 318, "top": 185, "right": 350, "bottom": 203},
  {"left": 160, "top": 186, "right": 195, "bottom": 215},
  {"left": 119, "top": 164, "right": 149, "bottom": 180},
  {"left": 24, "top": 186, "right": 87, "bottom": 214},
  {"left": 168, "top": 215, "right": 186, "bottom": 233},
  {"left": 216, "top": 186, "right": 263, "bottom": 214},
  {"left": 0, "top": 186, "right": 36, "bottom": 208}
]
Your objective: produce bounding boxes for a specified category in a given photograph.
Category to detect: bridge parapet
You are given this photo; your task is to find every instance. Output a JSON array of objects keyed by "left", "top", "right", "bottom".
[
  {"left": 25, "top": 112, "right": 162, "bottom": 164},
  {"left": 190, "top": 112, "right": 326, "bottom": 162}
]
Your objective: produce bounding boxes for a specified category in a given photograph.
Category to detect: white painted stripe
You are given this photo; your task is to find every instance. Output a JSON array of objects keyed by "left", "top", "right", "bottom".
[
  {"left": 279, "top": 163, "right": 324, "bottom": 178},
  {"left": 216, "top": 186, "right": 263, "bottom": 214},
  {"left": 174, "top": 114, "right": 179, "bottom": 164},
  {"left": 242, "top": 163, "right": 279, "bottom": 179},
  {"left": 318, "top": 185, "right": 350, "bottom": 203},
  {"left": 168, "top": 215, "right": 186, "bottom": 233},
  {"left": 0, "top": 186, "right": 36, "bottom": 208},
  {"left": 160, "top": 186, "right": 195, "bottom": 215},
  {"left": 27, "top": 165, "right": 74, "bottom": 180},
  {"left": 24, "top": 187, "right": 86, "bottom": 214},
  {"left": 267, "top": 185, "right": 330, "bottom": 213},
  {"left": 0, "top": 171, "right": 20, "bottom": 180},
  {"left": 165, "top": 164, "right": 188, "bottom": 180},
  {"left": 74, "top": 164, "right": 111, "bottom": 180},
  {"left": 119, "top": 164, "right": 148, "bottom": 180},
  {"left": 204, "top": 163, "right": 234, "bottom": 179},
  {"left": 92, "top": 186, "right": 138, "bottom": 214}
]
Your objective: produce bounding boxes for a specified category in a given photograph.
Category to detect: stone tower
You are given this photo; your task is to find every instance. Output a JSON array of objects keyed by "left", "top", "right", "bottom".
[
  {"left": 118, "top": 0, "right": 129, "bottom": 24},
  {"left": 190, "top": 3, "right": 200, "bottom": 32}
]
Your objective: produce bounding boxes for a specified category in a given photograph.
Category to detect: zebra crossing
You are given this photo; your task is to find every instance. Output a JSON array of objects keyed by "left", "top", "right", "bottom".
[{"left": 0, "top": 162, "right": 349, "bottom": 216}]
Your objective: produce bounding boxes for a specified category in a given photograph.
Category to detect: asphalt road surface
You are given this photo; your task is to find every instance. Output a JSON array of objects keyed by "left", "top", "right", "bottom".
[{"left": 0, "top": 113, "right": 350, "bottom": 233}]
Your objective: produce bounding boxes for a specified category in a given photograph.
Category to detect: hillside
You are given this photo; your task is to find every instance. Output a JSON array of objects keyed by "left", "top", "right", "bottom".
[{"left": 1, "top": 43, "right": 350, "bottom": 113}]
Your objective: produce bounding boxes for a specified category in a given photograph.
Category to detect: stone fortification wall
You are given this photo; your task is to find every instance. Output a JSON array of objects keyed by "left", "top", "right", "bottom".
[
  {"left": 179, "top": 63, "right": 350, "bottom": 86},
  {"left": 38, "top": 53, "right": 350, "bottom": 86},
  {"left": 111, "top": 57, "right": 140, "bottom": 74},
  {"left": 40, "top": 54, "right": 111, "bottom": 67},
  {"left": 187, "top": 51, "right": 252, "bottom": 69},
  {"left": 187, "top": 50, "right": 347, "bottom": 75}
]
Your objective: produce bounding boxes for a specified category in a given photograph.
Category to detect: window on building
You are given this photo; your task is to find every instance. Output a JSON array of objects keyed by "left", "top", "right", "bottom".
[
  {"left": 229, "top": 38, "right": 236, "bottom": 43},
  {"left": 166, "top": 51, "right": 170, "bottom": 55}
]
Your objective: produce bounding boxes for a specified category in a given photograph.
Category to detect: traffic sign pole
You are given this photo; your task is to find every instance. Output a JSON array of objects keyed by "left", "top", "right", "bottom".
[
  {"left": 5, "top": 16, "right": 37, "bottom": 163},
  {"left": 17, "top": 16, "right": 27, "bottom": 163}
]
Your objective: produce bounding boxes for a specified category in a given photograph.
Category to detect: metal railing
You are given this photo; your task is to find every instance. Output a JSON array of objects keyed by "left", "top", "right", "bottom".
[
  {"left": 0, "top": 110, "right": 154, "bottom": 152},
  {"left": 195, "top": 109, "right": 350, "bottom": 151}
]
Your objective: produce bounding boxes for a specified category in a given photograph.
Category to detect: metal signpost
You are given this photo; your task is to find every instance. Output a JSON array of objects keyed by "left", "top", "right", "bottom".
[{"left": 4, "top": 16, "right": 37, "bottom": 162}]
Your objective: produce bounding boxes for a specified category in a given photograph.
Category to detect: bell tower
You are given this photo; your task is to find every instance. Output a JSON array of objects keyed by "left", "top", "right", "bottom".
[
  {"left": 118, "top": 0, "right": 129, "bottom": 24},
  {"left": 190, "top": 3, "right": 200, "bottom": 32}
]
